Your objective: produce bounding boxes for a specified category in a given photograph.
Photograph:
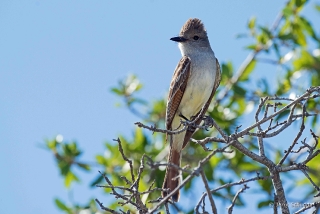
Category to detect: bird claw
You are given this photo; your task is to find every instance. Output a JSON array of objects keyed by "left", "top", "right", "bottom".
[{"left": 202, "top": 115, "right": 214, "bottom": 131}]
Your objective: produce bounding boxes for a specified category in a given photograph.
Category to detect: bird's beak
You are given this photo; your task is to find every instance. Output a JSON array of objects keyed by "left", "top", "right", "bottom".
[{"left": 170, "top": 36, "right": 187, "bottom": 42}]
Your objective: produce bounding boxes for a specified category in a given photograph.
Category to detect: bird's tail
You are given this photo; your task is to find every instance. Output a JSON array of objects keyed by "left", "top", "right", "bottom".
[{"left": 162, "top": 148, "right": 181, "bottom": 202}]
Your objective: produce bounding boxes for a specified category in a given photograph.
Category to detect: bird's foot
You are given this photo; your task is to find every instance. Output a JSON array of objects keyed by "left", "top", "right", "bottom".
[{"left": 202, "top": 115, "right": 214, "bottom": 131}]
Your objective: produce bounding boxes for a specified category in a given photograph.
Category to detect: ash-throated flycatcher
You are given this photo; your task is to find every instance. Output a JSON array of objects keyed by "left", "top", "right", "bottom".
[{"left": 162, "top": 18, "right": 221, "bottom": 202}]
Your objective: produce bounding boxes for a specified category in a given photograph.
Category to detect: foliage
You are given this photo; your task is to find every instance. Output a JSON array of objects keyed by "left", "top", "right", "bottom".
[{"left": 45, "top": 0, "right": 320, "bottom": 213}]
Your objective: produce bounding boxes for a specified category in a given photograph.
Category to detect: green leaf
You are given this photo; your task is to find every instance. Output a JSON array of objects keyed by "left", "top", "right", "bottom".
[
  {"left": 64, "top": 171, "right": 79, "bottom": 188},
  {"left": 278, "top": 33, "right": 295, "bottom": 41},
  {"left": 90, "top": 175, "right": 104, "bottom": 187},
  {"left": 54, "top": 198, "right": 72, "bottom": 213},
  {"left": 111, "top": 87, "right": 123, "bottom": 95},
  {"left": 292, "top": 23, "right": 307, "bottom": 46},
  {"left": 222, "top": 61, "right": 233, "bottom": 78},
  {"left": 282, "top": 6, "right": 293, "bottom": 17},
  {"left": 258, "top": 200, "right": 273, "bottom": 208},
  {"left": 233, "top": 85, "right": 246, "bottom": 96},
  {"left": 248, "top": 16, "right": 256, "bottom": 30},
  {"left": 46, "top": 139, "right": 57, "bottom": 150},
  {"left": 96, "top": 155, "right": 108, "bottom": 165},
  {"left": 235, "top": 33, "right": 248, "bottom": 39},
  {"left": 259, "top": 26, "right": 272, "bottom": 38},
  {"left": 77, "top": 163, "right": 91, "bottom": 171},
  {"left": 239, "top": 60, "right": 256, "bottom": 81},
  {"left": 245, "top": 44, "right": 258, "bottom": 50},
  {"left": 294, "top": 0, "right": 307, "bottom": 8},
  {"left": 293, "top": 50, "right": 314, "bottom": 70},
  {"left": 240, "top": 162, "right": 261, "bottom": 171},
  {"left": 298, "top": 16, "right": 316, "bottom": 38}
]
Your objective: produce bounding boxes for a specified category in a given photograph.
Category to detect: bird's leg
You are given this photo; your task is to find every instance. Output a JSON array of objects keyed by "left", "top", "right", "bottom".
[
  {"left": 178, "top": 112, "right": 190, "bottom": 121},
  {"left": 178, "top": 113, "right": 196, "bottom": 131}
]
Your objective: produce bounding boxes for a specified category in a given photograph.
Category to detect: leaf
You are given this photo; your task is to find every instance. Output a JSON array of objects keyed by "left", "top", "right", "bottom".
[
  {"left": 275, "top": 109, "right": 290, "bottom": 120},
  {"left": 292, "top": 22, "right": 307, "bottom": 46},
  {"left": 278, "top": 33, "right": 295, "bottom": 41},
  {"left": 64, "top": 171, "right": 79, "bottom": 188},
  {"left": 46, "top": 139, "right": 57, "bottom": 150},
  {"left": 222, "top": 61, "right": 233, "bottom": 78},
  {"left": 240, "top": 162, "right": 261, "bottom": 171},
  {"left": 233, "top": 84, "right": 246, "bottom": 96},
  {"left": 248, "top": 16, "right": 256, "bottom": 30},
  {"left": 293, "top": 50, "right": 314, "bottom": 70},
  {"left": 111, "top": 87, "right": 123, "bottom": 95},
  {"left": 54, "top": 198, "right": 72, "bottom": 213},
  {"left": 96, "top": 155, "right": 108, "bottom": 165},
  {"left": 245, "top": 44, "right": 258, "bottom": 50},
  {"left": 258, "top": 200, "right": 273, "bottom": 208},
  {"left": 259, "top": 26, "right": 272, "bottom": 38},
  {"left": 90, "top": 175, "right": 104, "bottom": 187},
  {"left": 298, "top": 16, "right": 316, "bottom": 38},
  {"left": 282, "top": 6, "right": 293, "bottom": 17},
  {"left": 77, "top": 163, "right": 91, "bottom": 171},
  {"left": 294, "top": 0, "right": 307, "bottom": 8},
  {"left": 236, "top": 33, "right": 248, "bottom": 39},
  {"left": 133, "top": 127, "right": 145, "bottom": 149},
  {"left": 239, "top": 60, "right": 256, "bottom": 81}
]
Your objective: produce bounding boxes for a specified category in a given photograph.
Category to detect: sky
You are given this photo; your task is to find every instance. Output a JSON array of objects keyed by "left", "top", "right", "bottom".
[{"left": 0, "top": 1, "right": 319, "bottom": 214}]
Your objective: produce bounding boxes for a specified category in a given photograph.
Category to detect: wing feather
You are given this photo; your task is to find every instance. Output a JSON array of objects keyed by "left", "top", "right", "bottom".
[{"left": 166, "top": 56, "right": 191, "bottom": 133}]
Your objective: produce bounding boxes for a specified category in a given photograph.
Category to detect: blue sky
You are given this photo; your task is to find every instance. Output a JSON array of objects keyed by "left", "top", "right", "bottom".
[{"left": 1, "top": 1, "right": 319, "bottom": 213}]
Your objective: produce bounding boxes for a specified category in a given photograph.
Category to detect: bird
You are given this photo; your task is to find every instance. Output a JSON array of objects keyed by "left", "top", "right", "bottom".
[{"left": 162, "top": 18, "right": 221, "bottom": 202}]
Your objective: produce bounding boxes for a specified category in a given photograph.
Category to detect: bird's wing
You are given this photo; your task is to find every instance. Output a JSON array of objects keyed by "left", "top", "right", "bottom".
[
  {"left": 166, "top": 56, "right": 191, "bottom": 135},
  {"left": 182, "top": 58, "right": 221, "bottom": 148}
]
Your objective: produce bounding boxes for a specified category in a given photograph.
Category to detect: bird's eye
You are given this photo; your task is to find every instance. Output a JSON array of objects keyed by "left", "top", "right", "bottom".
[{"left": 193, "top": 36, "right": 199, "bottom": 40}]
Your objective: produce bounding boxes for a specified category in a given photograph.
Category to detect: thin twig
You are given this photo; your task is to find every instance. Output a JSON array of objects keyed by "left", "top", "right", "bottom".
[
  {"left": 200, "top": 170, "right": 217, "bottom": 214},
  {"left": 227, "top": 184, "right": 249, "bottom": 214}
]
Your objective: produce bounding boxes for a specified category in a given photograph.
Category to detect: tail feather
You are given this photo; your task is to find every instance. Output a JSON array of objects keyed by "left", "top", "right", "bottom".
[{"left": 162, "top": 149, "right": 181, "bottom": 202}]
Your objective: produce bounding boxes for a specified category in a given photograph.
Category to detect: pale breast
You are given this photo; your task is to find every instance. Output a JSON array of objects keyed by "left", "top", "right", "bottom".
[{"left": 178, "top": 55, "right": 216, "bottom": 119}]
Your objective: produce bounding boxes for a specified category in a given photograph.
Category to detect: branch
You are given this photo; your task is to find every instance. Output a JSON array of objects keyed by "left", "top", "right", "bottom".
[
  {"left": 113, "top": 138, "right": 135, "bottom": 182},
  {"left": 149, "top": 143, "right": 233, "bottom": 213},
  {"left": 227, "top": 184, "right": 249, "bottom": 214},
  {"left": 200, "top": 170, "right": 217, "bottom": 214},
  {"left": 95, "top": 199, "right": 121, "bottom": 214},
  {"left": 195, "top": 173, "right": 272, "bottom": 213}
]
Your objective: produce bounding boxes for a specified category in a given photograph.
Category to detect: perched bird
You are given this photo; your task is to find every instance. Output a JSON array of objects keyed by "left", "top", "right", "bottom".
[{"left": 162, "top": 18, "right": 221, "bottom": 202}]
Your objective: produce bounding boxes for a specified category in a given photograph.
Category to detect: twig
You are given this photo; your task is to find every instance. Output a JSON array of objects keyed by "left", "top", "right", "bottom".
[
  {"left": 195, "top": 173, "right": 271, "bottom": 212},
  {"left": 149, "top": 143, "right": 233, "bottom": 213},
  {"left": 190, "top": 136, "right": 226, "bottom": 151},
  {"left": 278, "top": 102, "right": 306, "bottom": 165},
  {"left": 113, "top": 138, "right": 135, "bottom": 182},
  {"left": 200, "top": 170, "right": 217, "bottom": 214},
  {"left": 227, "top": 184, "right": 249, "bottom": 214},
  {"left": 300, "top": 169, "right": 320, "bottom": 197},
  {"left": 135, "top": 122, "right": 188, "bottom": 135},
  {"left": 95, "top": 198, "right": 121, "bottom": 214},
  {"left": 255, "top": 97, "right": 268, "bottom": 156},
  {"left": 293, "top": 201, "right": 320, "bottom": 214}
]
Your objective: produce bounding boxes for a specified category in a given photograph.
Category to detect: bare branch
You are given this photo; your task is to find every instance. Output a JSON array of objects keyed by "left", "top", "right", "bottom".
[
  {"left": 278, "top": 102, "right": 306, "bottom": 165},
  {"left": 227, "top": 184, "right": 249, "bottom": 214},
  {"left": 134, "top": 122, "right": 188, "bottom": 135},
  {"left": 95, "top": 198, "right": 121, "bottom": 214},
  {"left": 113, "top": 138, "right": 135, "bottom": 182},
  {"left": 149, "top": 143, "right": 233, "bottom": 213},
  {"left": 300, "top": 169, "right": 320, "bottom": 197},
  {"left": 294, "top": 202, "right": 320, "bottom": 214},
  {"left": 200, "top": 170, "right": 217, "bottom": 214}
]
